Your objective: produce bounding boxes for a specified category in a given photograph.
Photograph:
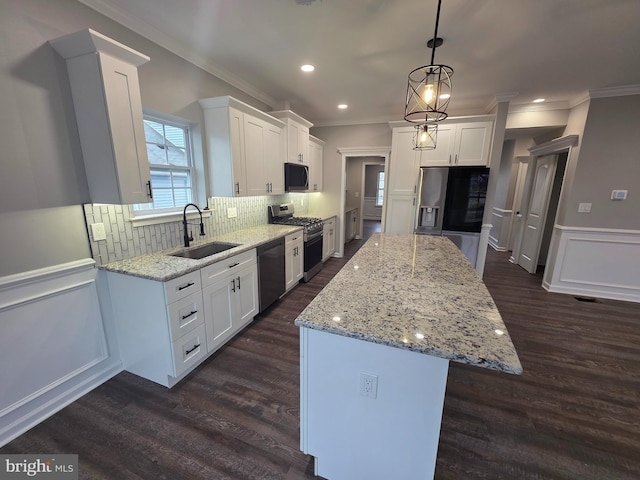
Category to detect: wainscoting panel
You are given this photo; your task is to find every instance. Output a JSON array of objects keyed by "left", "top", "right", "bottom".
[
  {"left": 488, "top": 208, "right": 512, "bottom": 252},
  {"left": 363, "top": 197, "right": 382, "bottom": 220},
  {"left": 543, "top": 226, "right": 640, "bottom": 303},
  {"left": 0, "top": 260, "right": 122, "bottom": 446}
]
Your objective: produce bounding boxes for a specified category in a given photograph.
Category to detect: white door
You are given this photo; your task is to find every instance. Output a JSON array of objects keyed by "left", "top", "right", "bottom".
[
  {"left": 508, "top": 158, "right": 529, "bottom": 251},
  {"left": 517, "top": 155, "right": 558, "bottom": 273}
]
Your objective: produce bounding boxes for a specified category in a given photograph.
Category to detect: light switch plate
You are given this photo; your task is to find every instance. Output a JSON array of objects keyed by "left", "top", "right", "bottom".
[
  {"left": 227, "top": 207, "right": 238, "bottom": 218},
  {"left": 90, "top": 222, "right": 106, "bottom": 241},
  {"left": 578, "top": 203, "right": 591, "bottom": 213}
]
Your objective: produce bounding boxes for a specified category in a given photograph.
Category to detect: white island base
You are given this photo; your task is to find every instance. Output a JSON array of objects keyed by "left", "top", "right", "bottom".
[{"left": 300, "top": 327, "right": 449, "bottom": 480}]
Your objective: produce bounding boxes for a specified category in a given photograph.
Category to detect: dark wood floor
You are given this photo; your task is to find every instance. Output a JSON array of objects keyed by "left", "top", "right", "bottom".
[{"left": 3, "top": 227, "right": 640, "bottom": 480}]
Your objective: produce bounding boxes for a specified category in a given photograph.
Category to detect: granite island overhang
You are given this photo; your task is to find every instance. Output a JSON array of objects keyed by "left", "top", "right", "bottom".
[{"left": 294, "top": 233, "right": 522, "bottom": 480}]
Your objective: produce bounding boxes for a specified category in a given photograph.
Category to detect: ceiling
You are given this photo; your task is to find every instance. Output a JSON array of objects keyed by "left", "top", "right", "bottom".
[{"left": 78, "top": 0, "right": 640, "bottom": 127}]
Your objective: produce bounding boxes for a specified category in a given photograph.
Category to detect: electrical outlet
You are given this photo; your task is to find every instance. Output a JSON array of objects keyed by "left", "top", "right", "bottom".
[
  {"left": 90, "top": 222, "right": 106, "bottom": 241},
  {"left": 227, "top": 207, "right": 238, "bottom": 218},
  {"left": 578, "top": 203, "right": 591, "bottom": 213},
  {"left": 611, "top": 190, "right": 628, "bottom": 201},
  {"left": 360, "top": 372, "right": 378, "bottom": 399}
]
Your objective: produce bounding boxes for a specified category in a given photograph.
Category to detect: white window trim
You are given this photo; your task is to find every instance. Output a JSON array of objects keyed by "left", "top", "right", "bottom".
[
  {"left": 129, "top": 209, "right": 212, "bottom": 228},
  {"left": 132, "top": 111, "right": 201, "bottom": 218},
  {"left": 376, "top": 171, "right": 385, "bottom": 207}
]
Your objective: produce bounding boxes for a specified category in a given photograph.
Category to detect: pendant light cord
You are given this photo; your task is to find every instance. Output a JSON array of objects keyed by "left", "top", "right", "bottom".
[{"left": 430, "top": 0, "right": 443, "bottom": 65}]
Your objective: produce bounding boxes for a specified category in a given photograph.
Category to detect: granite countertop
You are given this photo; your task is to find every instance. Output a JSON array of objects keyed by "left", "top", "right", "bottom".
[
  {"left": 101, "top": 224, "right": 302, "bottom": 281},
  {"left": 294, "top": 233, "right": 522, "bottom": 374}
]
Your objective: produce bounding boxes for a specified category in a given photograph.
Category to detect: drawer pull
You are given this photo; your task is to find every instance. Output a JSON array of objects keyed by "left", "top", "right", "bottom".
[
  {"left": 228, "top": 262, "right": 240, "bottom": 268},
  {"left": 185, "top": 344, "right": 200, "bottom": 355},
  {"left": 178, "top": 282, "right": 195, "bottom": 291},
  {"left": 181, "top": 310, "right": 197, "bottom": 320}
]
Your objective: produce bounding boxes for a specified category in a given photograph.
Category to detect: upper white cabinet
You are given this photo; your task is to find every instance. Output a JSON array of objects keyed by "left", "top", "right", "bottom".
[
  {"left": 308, "top": 135, "right": 325, "bottom": 192},
  {"left": 418, "top": 121, "right": 493, "bottom": 167},
  {"left": 199, "top": 96, "right": 285, "bottom": 196},
  {"left": 50, "top": 29, "right": 153, "bottom": 205},
  {"left": 270, "top": 110, "right": 313, "bottom": 165},
  {"left": 388, "top": 128, "right": 421, "bottom": 197}
]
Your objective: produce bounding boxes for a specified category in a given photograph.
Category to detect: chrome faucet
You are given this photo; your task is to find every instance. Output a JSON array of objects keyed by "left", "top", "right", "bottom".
[{"left": 183, "top": 203, "right": 205, "bottom": 247}]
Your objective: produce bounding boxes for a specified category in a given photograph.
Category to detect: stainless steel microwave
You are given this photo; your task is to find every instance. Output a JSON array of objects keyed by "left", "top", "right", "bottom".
[{"left": 284, "top": 162, "right": 309, "bottom": 192}]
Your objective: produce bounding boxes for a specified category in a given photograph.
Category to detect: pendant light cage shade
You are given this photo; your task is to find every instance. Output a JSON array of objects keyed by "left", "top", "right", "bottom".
[
  {"left": 413, "top": 123, "right": 438, "bottom": 150},
  {"left": 404, "top": 64, "right": 453, "bottom": 123}
]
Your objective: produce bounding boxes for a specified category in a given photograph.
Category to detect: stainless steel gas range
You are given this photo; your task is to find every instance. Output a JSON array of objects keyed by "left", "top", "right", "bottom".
[{"left": 268, "top": 203, "right": 323, "bottom": 282}]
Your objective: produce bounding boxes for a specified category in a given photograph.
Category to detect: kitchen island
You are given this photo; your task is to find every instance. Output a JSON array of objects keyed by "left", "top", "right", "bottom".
[{"left": 295, "top": 233, "right": 521, "bottom": 480}]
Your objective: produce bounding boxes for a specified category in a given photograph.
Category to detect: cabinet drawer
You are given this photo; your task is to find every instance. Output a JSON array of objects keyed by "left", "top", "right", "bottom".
[
  {"left": 164, "top": 270, "right": 201, "bottom": 304},
  {"left": 167, "top": 290, "right": 204, "bottom": 341},
  {"left": 171, "top": 323, "right": 207, "bottom": 378},
  {"left": 200, "top": 249, "right": 257, "bottom": 288},
  {"left": 286, "top": 232, "right": 303, "bottom": 247}
]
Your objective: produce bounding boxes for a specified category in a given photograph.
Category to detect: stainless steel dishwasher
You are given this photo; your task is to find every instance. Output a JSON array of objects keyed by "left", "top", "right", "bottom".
[{"left": 256, "top": 237, "right": 285, "bottom": 313}]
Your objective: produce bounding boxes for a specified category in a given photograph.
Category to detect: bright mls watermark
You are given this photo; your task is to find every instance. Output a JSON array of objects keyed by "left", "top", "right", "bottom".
[{"left": 0, "top": 455, "right": 77, "bottom": 479}]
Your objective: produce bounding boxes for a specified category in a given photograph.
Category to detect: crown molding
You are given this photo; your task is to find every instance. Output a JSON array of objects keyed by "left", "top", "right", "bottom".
[
  {"left": 589, "top": 84, "right": 640, "bottom": 98},
  {"left": 77, "top": 0, "right": 278, "bottom": 108},
  {"left": 508, "top": 100, "right": 571, "bottom": 114},
  {"left": 486, "top": 92, "right": 519, "bottom": 112}
]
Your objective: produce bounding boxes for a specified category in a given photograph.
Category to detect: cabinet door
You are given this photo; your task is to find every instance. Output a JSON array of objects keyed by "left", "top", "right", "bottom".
[
  {"left": 454, "top": 122, "right": 493, "bottom": 166},
  {"left": 235, "top": 264, "right": 259, "bottom": 329},
  {"left": 287, "top": 121, "right": 309, "bottom": 164},
  {"left": 243, "top": 115, "right": 268, "bottom": 195},
  {"left": 100, "top": 53, "right": 152, "bottom": 204},
  {"left": 418, "top": 124, "right": 456, "bottom": 167},
  {"left": 389, "top": 128, "right": 420, "bottom": 196},
  {"left": 229, "top": 107, "right": 247, "bottom": 196},
  {"left": 202, "top": 277, "right": 234, "bottom": 354},
  {"left": 264, "top": 122, "right": 285, "bottom": 194},
  {"left": 309, "top": 141, "right": 323, "bottom": 192},
  {"left": 322, "top": 219, "right": 335, "bottom": 260},
  {"left": 384, "top": 195, "right": 417, "bottom": 234}
]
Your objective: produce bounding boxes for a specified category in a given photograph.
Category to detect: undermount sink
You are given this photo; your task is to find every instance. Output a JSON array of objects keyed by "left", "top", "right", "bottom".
[{"left": 171, "top": 242, "right": 240, "bottom": 260}]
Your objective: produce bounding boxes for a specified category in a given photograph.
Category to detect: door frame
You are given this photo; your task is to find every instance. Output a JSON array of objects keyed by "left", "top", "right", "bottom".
[
  {"left": 337, "top": 147, "right": 391, "bottom": 257},
  {"left": 359, "top": 161, "right": 386, "bottom": 236},
  {"left": 511, "top": 135, "right": 578, "bottom": 270}
]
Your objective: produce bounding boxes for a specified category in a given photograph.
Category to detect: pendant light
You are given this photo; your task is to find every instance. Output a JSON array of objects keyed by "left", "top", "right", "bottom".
[
  {"left": 404, "top": 0, "right": 453, "bottom": 127},
  {"left": 412, "top": 123, "right": 438, "bottom": 150}
]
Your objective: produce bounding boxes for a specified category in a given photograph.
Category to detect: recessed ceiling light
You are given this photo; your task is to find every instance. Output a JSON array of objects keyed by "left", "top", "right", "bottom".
[
  {"left": 338, "top": 104, "right": 348, "bottom": 109},
  {"left": 533, "top": 98, "right": 545, "bottom": 103},
  {"left": 300, "top": 64, "right": 315, "bottom": 72}
]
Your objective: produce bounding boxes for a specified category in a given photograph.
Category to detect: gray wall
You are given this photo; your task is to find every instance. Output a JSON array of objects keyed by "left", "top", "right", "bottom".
[
  {"left": 561, "top": 96, "right": 640, "bottom": 229},
  {"left": 0, "top": 0, "right": 269, "bottom": 276}
]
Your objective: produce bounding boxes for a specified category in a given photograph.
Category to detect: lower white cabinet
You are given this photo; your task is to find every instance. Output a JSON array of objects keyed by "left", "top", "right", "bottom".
[
  {"left": 285, "top": 232, "right": 304, "bottom": 292},
  {"left": 107, "top": 249, "right": 258, "bottom": 388},
  {"left": 345, "top": 209, "right": 358, "bottom": 242},
  {"left": 384, "top": 195, "right": 417, "bottom": 234},
  {"left": 322, "top": 217, "right": 336, "bottom": 261},
  {"left": 202, "top": 251, "right": 259, "bottom": 354}
]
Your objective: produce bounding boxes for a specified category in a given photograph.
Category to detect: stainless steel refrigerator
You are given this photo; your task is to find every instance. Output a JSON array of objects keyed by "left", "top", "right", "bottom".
[{"left": 415, "top": 166, "right": 490, "bottom": 265}]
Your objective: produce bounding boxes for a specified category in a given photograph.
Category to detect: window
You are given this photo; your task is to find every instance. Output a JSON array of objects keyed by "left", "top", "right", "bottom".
[
  {"left": 134, "top": 115, "right": 194, "bottom": 214},
  {"left": 376, "top": 171, "right": 385, "bottom": 206}
]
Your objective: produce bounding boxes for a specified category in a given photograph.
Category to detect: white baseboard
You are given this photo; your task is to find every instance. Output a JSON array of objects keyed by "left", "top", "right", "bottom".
[{"left": 543, "top": 226, "right": 640, "bottom": 303}]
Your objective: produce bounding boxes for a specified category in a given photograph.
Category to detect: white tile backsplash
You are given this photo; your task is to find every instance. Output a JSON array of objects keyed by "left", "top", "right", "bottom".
[{"left": 84, "top": 193, "right": 308, "bottom": 265}]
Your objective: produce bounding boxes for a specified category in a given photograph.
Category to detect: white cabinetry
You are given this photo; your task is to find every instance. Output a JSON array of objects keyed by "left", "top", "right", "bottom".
[
  {"left": 107, "top": 249, "right": 258, "bottom": 388},
  {"left": 308, "top": 136, "right": 325, "bottom": 192},
  {"left": 199, "top": 96, "right": 286, "bottom": 196},
  {"left": 285, "top": 232, "right": 304, "bottom": 292},
  {"left": 322, "top": 217, "right": 337, "bottom": 261},
  {"left": 345, "top": 208, "right": 359, "bottom": 242},
  {"left": 384, "top": 128, "right": 419, "bottom": 233},
  {"left": 418, "top": 121, "right": 493, "bottom": 167},
  {"left": 107, "top": 269, "right": 207, "bottom": 388},
  {"left": 270, "top": 110, "right": 313, "bottom": 165},
  {"left": 50, "top": 29, "right": 152, "bottom": 205},
  {"left": 201, "top": 250, "right": 259, "bottom": 354}
]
